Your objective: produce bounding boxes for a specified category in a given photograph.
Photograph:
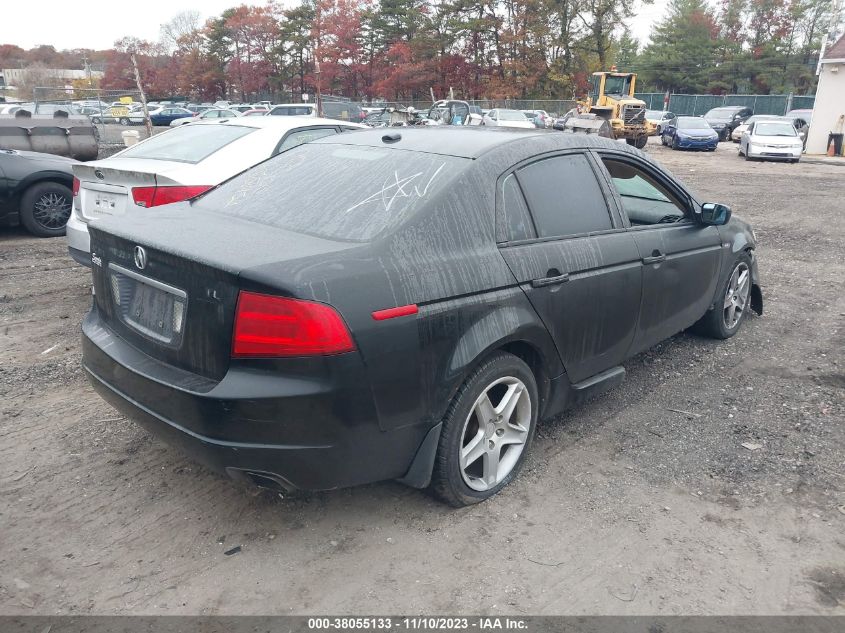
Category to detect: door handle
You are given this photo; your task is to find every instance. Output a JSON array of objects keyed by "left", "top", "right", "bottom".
[
  {"left": 531, "top": 272, "right": 570, "bottom": 288},
  {"left": 642, "top": 252, "right": 666, "bottom": 265}
]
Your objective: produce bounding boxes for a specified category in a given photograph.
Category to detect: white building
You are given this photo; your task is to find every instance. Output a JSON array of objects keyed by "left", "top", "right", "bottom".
[
  {"left": 0, "top": 68, "right": 104, "bottom": 89},
  {"left": 806, "top": 34, "right": 845, "bottom": 155}
]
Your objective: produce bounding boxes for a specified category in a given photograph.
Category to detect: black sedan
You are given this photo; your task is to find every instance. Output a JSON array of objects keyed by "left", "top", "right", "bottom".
[
  {"left": 703, "top": 106, "right": 753, "bottom": 141},
  {"left": 0, "top": 149, "right": 76, "bottom": 237},
  {"left": 81, "top": 128, "right": 763, "bottom": 506}
]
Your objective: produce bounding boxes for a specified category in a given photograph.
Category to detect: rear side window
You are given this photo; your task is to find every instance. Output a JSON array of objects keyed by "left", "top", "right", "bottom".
[
  {"left": 515, "top": 154, "right": 612, "bottom": 238},
  {"left": 202, "top": 144, "right": 468, "bottom": 242},
  {"left": 270, "top": 106, "right": 313, "bottom": 116},
  {"left": 277, "top": 128, "right": 338, "bottom": 153},
  {"left": 117, "top": 124, "right": 254, "bottom": 164},
  {"left": 499, "top": 173, "right": 534, "bottom": 242}
]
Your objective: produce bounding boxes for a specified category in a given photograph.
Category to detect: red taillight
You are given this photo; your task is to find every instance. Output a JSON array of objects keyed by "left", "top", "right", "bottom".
[
  {"left": 131, "top": 185, "right": 212, "bottom": 208},
  {"left": 232, "top": 291, "right": 355, "bottom": 358},
  {"left": 72, "top": 177, "right": 80, "bottom": 197}
]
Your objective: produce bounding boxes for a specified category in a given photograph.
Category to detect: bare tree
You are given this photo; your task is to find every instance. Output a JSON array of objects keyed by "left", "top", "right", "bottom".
[{"left": 159, "top": 11, "right": 202, "bottom": 52}]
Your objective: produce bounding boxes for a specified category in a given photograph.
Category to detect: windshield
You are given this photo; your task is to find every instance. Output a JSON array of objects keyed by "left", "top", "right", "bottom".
[
  {"left": 499, "top": 110, "right": 527, "bottom": 121},
  {"left": 755, "top": 122, "right": 796, "bottom": 137},
  {"left": 117, "top": 124, "right": 254, "bottom": 163},
  {"left": 603, "top": 75, "right": 631, "bottom": 96},
  {"left": 202, "top": 144, "right": 469, "bottom": 242},
  {"left": 678, "top": 117, "right": 711, "bottom": 130}
]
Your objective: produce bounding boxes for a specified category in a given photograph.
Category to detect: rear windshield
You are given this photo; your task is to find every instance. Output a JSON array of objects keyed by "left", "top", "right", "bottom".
[
  {"left": 117, "top": 124, "right": 255, "bottom": 164},
  {"left": 202, "top": 143, "right": 469, "bottom": 241}
]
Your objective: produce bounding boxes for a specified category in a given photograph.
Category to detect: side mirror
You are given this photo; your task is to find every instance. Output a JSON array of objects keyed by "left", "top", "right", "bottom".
[{"left": 700, "top": 202, "right": 731, "bottom": 226}]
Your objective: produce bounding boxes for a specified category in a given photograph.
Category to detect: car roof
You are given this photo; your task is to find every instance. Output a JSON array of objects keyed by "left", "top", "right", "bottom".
[
  {"left": 183, "top": 116, "right": 365, "bottom": 130},
  {"left": 310, "top": 126, "right": 624, "bottom": 159}
]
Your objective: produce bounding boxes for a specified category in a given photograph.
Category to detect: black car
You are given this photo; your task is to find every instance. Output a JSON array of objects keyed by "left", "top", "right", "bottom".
[
  {"left": 0, "top": 149, "right": 76, "bottom": 237},
  {"left": 81, "top": 128, "right": 763, "bottom": 506},
  {"left": 703, "top": 106, "right": 753, "bottom": 141}
]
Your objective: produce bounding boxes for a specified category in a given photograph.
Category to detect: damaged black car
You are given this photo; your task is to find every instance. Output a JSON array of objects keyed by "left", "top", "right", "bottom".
[{"left": 81, "top": 127, "right": 762, "bottom": 506}]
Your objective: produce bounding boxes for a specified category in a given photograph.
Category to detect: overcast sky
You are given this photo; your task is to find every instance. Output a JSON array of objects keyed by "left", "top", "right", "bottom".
[{"left": 2, "top": 0, "right": 667, "bottom": 56}]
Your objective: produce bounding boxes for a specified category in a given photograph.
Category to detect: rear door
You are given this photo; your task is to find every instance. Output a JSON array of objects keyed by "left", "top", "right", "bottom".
[
  {"left": 594, "top": 152, "right": 723, "bottom": 355},
  {"left": 497, "top": 151, "right": 642, "bottom": 383}
]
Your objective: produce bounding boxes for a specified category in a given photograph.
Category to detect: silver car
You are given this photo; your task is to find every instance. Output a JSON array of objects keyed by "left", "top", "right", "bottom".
[{"left": 66, "top": 116, "right": 364, "bottom": 265}]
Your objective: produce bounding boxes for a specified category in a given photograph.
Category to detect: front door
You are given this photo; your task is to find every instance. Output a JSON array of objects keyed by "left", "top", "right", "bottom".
[
  {"left": 497, "top": 152, "right": 643, "bottom": 383},
  {"left": 595, "top": 153, "right": 723, "bottom": 355}
]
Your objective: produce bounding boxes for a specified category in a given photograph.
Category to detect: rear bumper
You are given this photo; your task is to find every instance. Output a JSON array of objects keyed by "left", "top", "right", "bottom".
[
  {"left": 66, "top": 213, "right": 91, "bottom": 260},
  {"left": 82, "top": 310, "right": 430, "bottom": 491}
]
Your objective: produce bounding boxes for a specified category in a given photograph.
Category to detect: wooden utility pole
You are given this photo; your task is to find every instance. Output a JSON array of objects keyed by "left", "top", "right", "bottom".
[
  {"left": 314, "top": 1, "right": 323, "bottom": 118},
  {"left": 130, "top": 52, "right": 152, "bottom": 138}
]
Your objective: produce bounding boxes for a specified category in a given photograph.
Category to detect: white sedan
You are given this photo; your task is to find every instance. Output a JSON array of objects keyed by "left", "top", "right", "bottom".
[
  {"left": 481, "top": 109, "right": 535, "bottom": 129},
  {"left": 738, "top": 119, "right": 803, "bottom": 163},
  {"left": 66, "top": 117, "right": 365, "bottom": 265},
  {"left": 170, "top": 108, "right": 242, "bottom": 126}
]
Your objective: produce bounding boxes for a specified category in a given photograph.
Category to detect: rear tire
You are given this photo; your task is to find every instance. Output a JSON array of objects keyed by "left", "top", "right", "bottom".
[
  {"left": 692, "top": 253, "right": 753, "bottom": 339},
  {"left": 19, "top": 182, "right": 72, "bottom": 237},
  {"left": 430, "top": 352, "right": 538, "bottom": 507}
]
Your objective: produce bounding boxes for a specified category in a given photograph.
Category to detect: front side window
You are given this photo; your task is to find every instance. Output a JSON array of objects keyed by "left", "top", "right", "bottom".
[
  {"left": 516, "top": 154, "right": 612, "bottom": 238},
  {"left": 601, "top": 158, "right": 688, "bottom": 226}
]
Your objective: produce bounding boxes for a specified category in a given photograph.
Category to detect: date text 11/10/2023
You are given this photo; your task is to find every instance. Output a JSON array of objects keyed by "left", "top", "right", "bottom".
[{"left": 307, "top": 617, "right": 529, "bottom": 630}]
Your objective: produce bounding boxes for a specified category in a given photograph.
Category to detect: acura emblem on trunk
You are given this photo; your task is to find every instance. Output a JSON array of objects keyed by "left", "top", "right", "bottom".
[
  {"left": 94, "top": 169, "right": 105, "bottom": 180},
  {"left": 133, "top": 246, "right": 147, "bottom": 270}
]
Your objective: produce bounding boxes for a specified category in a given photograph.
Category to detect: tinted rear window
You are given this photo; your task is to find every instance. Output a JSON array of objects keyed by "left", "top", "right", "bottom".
[
  {"left": 117, "top": 124, "right": 255, "bottom": 163},
  {"left": 270, "top": 106, "right": 314, "bottom": 116},
  {"left": 201, "top": 144, "right": 468, "bottom": 241}
]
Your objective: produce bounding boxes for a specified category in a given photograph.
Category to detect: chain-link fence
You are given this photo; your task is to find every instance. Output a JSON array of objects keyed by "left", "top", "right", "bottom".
[
  {"left": 406, "top": 99, "right": 577, "bottom": 116},
  {"left": 27, "top": 87, "right": 157, "bottom": 155},
  {"left": 634, "top": 93, "right": 816, "bottom": 116}
]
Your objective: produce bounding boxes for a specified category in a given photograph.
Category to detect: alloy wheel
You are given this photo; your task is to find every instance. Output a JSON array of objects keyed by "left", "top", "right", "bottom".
[
  {"left": 723, "top": 262, "right": 750, "bottom": 330},
  {"left": 32, "top": 192, "right": 71, "bottom": 230},
  {"left": 459, "top": 376, "right": 531, "bottom": 491}
]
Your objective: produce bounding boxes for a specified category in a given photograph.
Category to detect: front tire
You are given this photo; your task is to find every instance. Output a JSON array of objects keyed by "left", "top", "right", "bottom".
[
  {"left": 430, "top": 352, "right": 538, "bottom": 506},
  {"left": 19, "top": 182, "right": 73, "bottom": 237},
  {"left": 671, "top": 136, "right": 680, "bottom": 150},
  {"left": 692, "top": 254, "right": 752, "bottom": 339},
  {"left": 119, "top": 117, "right": 130, "bottom": 126}
]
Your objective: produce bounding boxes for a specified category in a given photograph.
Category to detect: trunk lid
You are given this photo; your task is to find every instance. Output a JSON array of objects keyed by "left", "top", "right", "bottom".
[
  {"left": 88, "top": 207, "right": 356, "bottom": 381},
  {"left": 73, "top": 160, "right": 186, "bottom": 222}
]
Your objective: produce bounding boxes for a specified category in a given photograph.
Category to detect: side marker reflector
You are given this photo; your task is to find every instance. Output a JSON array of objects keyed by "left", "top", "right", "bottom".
[{"left": 371, "top": 304, "right": 418, "bottom": 321}]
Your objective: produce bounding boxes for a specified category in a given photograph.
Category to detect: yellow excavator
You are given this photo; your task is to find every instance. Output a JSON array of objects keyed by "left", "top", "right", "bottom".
[{"left": 569, "top": 69, "right": 653, "bottom": 148}]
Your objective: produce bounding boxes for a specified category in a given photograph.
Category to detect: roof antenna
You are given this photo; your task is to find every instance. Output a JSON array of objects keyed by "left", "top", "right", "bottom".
[{"left": 382, "top": 132, "right": 401, "bottom": 144}]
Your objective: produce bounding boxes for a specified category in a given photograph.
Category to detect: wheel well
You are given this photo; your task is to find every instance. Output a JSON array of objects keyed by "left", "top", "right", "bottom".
[
  {"left": 17, "top": 176, "right": 73, "bottom": 202},
  {"left": 497, "top": 341, "right": 550, "bottom": 418}
]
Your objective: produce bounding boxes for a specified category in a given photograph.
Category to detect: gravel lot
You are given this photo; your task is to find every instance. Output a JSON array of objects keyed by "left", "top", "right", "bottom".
[{"left": 1, "top": 138, "right": 843, "bottom": 616}]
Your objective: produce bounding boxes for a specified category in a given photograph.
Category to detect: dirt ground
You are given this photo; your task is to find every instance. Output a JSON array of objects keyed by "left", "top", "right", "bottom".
[{"left": 1, "top": 138, "right": 843, "bottom": 616}]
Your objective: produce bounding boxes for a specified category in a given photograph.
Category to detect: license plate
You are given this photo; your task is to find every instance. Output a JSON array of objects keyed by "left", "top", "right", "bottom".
[
  {"left": 92, "top": 193, "right": 118, "bottom": 215},
  {"left": 126, "top": 282, "right": 176, "bottom": 341}
]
